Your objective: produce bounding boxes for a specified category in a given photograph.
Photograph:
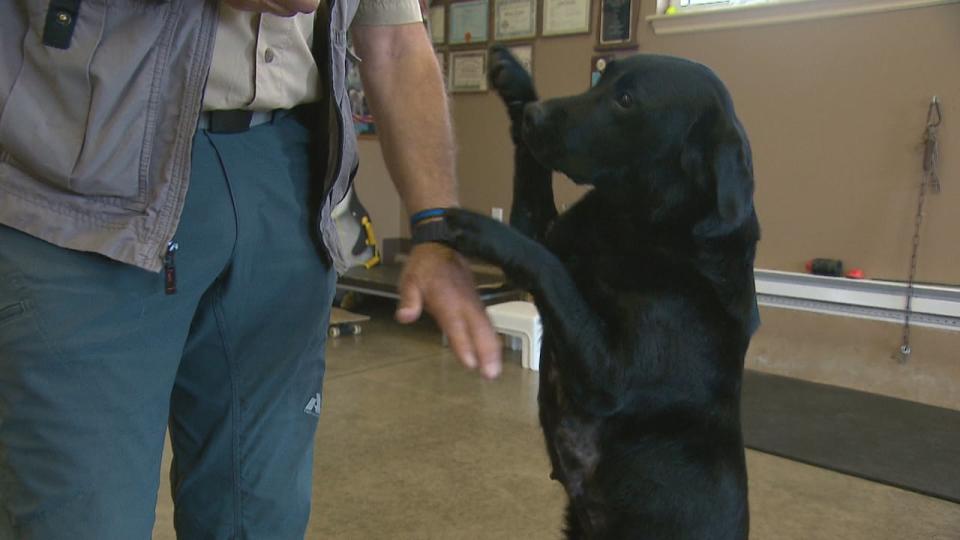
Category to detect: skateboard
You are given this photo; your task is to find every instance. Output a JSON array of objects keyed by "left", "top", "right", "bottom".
[{"left": 328, "top": 307, "right": 370, "bottom": 338}]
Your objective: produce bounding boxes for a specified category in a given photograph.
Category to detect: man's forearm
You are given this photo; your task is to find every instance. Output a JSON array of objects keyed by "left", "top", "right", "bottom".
[{"left": 352, "top": 23, "right": 457, "bottom": 214}]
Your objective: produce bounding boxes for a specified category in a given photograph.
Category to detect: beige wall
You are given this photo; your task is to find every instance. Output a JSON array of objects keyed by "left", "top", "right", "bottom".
[
  {"left": 443, "top": 0, "right": 960, "bottom": 285},
  {"left": 353, "top": 1, "right": 959, "bottom": 408},
  {"left": 353, "top": 139, "right": 403, "bottom": 245}
]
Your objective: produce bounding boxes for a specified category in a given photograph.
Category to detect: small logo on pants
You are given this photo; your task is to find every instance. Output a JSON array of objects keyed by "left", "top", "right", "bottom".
[{"left": 304, "top": 393, "right": 322, "bottom": 417}]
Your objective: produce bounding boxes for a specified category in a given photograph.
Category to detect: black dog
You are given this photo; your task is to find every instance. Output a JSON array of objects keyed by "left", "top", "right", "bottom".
[{"left": 440, "top": 47, "right": 760, "bottom": 539}]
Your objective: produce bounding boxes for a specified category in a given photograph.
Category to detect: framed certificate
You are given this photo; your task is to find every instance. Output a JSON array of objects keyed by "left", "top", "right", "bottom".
[
  {"left": 494, "top": 0, "right": 537, "bottom": 41},
  {"left": 435, "top": 50, "right": 447, "bottom": 86},
  {"left": 506, "top": 44, "right": 533, "bottom": 75},
  {"left": 346, "top": 49, "right": 376, "bottom": 137},
  {"left": 449, "top": 0, "right": 489, "bottom": 45},
  {"left": 597, "top": 0, "right": 637, "bottom": 48},
  {"left": 542, "top": 0, "right": 590, "bottom": 37},
  {"left": 429, "top": 5, "right": 446, "bottom": 44},
  {"left": 449, "top": 50, "right": 488, "bottom": 92}
]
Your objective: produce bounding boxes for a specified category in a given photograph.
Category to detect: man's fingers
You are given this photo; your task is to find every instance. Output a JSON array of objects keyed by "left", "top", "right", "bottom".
[
  {"left": 395, "top": 277, "right": 424, "bottom": 324},
  {"left": 467, "top": 305, "right": 502, "bottom": 378},
  {"left": 442, "top": 317, "right": 478, "bottom": 370},
  {"left": 395, "top": 243, "right": 502, "bottom": 378},
  {"left": 435, "top": 300, "right": 501, "bottom": 377}
]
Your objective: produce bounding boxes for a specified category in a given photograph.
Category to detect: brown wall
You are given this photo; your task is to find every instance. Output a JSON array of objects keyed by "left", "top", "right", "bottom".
[{"left": 442, "top": 0, "right": 960, "bottom": 284}]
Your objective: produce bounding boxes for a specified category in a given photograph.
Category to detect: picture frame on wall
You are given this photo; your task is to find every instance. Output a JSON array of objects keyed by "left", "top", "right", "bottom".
[
  {"left": 449, "top": 50, "right": 488, "bottom": 92},
  {"left": 347, "top": 48, "right": 376, "bottom": 137},
  {"left": 506, "top": 44, "right": 534, "bottom": 75},
  {"left": 597, "top": 0, "right": 637, "bottom": 48},
  {"left": 448, "top": 0, "right": 490, "bottom": 45},
  {"left": 542, "top": 0, "right": 591, "bottom": 37},
  {"left": 494, "top": 0, "right": 537, "bottom": 41},
  {"left": 435, "top": 50, "right": 447, "bottom": 87},
  {"left": 429, "top": 4, "right": 447, "bottom": 44}
]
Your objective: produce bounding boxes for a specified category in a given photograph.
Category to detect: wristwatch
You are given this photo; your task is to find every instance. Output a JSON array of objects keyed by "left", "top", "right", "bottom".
[{"left": 411, "top": 218, "right": 455, "bottom": 245}]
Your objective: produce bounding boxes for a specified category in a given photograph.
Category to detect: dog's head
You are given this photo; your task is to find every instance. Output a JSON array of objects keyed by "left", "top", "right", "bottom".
[{"left": 522, "top": 55, "right": 754, "bottom": 237}]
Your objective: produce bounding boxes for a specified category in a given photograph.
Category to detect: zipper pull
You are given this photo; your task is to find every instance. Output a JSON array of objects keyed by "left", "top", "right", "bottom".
[{"left": 164, "top": 241, "right": 179, "bottom": 295}]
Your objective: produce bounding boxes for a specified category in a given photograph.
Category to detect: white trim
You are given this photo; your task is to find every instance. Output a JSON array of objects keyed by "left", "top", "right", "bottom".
[
  {"left": 648, "top": 0, "right": 960, "bottom": 35},
  {"left": 754, "top": 269, "right": 960, "bottom": 332}
]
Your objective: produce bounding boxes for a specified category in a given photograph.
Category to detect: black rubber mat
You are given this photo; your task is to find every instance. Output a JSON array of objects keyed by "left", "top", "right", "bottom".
[{"left": 741, "top": 371, "right": 960, "bottom": 503}]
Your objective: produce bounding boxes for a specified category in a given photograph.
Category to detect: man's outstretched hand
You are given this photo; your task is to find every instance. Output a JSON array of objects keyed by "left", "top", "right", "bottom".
[{"left": 395, "top": 243, "right": 502, "bottom": 379}]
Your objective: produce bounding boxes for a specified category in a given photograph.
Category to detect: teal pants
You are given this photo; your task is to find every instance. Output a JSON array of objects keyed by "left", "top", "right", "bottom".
[{"left": 0, "top": 112, "right": 336, "bottom": 539}]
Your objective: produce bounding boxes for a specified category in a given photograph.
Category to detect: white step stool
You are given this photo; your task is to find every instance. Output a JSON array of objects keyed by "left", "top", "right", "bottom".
[{"left": 485, "top": 301, "right": 542, "bottom": 371}]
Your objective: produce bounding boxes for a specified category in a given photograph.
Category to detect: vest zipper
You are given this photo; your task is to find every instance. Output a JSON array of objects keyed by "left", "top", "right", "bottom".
[{"left": 164, "top": 241, "right": 179, "bottom": 295}]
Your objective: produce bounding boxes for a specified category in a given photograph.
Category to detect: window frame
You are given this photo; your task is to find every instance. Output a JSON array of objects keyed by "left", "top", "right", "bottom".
[{"left": 648, "top": 0, "right": 960, "bottom": 35}]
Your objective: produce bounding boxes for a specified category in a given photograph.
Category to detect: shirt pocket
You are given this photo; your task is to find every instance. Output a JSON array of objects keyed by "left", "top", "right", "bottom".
[{"left": 0, "top": 1, "right": 173, "bottom": 202}]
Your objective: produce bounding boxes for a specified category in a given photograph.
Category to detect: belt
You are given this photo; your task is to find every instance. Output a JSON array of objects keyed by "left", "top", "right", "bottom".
[{"left": 197, "top": 109, "right": 291, "bottom": 134}]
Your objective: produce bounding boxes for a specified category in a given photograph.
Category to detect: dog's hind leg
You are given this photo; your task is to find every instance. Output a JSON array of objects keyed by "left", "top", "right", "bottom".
[
  {"left": 488, "top": 46, "right": 557, "bottom": 244},
  {"left": 441, "top": 209, "right": 627, "bottom": 416}
]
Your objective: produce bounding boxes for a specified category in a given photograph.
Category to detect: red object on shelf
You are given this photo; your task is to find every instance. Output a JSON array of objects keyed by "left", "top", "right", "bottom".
[{"left": 845, "top": 268, "right": 866, "bottom": 279}]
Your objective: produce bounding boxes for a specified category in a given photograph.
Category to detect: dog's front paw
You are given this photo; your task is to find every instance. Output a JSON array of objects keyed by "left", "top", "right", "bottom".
[
  {"left": 488, "top": 45, "right": 537, "bottom": 109},
  {"left": 442, "top": 208, "right": 505, "bottom": 264},
  {"left": 443, "top": 208, "right": 544, "bottom": 291}
]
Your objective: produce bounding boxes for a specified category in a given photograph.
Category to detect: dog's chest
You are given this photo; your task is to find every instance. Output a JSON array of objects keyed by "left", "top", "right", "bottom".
[{"left": 542, "top": 357, "right": 603, "bottom": 500}]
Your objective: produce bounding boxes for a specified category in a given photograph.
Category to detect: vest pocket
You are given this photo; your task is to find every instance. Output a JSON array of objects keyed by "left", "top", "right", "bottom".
[{"left": 0, "top": 1, "right": 171, "bottom": 201}]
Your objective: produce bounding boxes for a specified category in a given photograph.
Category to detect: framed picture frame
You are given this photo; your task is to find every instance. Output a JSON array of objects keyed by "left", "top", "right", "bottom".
[
  {"left": 346, "top": 40, "right": 376, "bottom": 137},
  {"left": 435, "top": 49, "right": 448, "bottom": 88},
  {"left": 597, "top": 0, "right": 637, "bottom": 48},
  {"left": 448, "top": 0, "right": 490, "bottom": 46},
  {"left": 542, "top": 0, "right": 591, "bottom": 37},
  {"left": 494, "top": 0, "right": 538, "bottom": 41},
  {"left": 505, "top": 44, "right": 534, "bottom": 75},
  {"left": 429, "top": 4, "right": 447, "bottom": 44},
  {"left": 449, "top": 50, "right": 488, "bottom": 92}
]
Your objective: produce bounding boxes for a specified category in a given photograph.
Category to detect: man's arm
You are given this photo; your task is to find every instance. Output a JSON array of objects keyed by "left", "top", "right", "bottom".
[{"left": 351, "top": 23, "right": 502, "bottom": 379}]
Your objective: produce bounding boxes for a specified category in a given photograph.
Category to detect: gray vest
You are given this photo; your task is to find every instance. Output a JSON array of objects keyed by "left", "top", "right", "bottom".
[
  {"left": 0, "top": 0, "right": 360, "bottom": 273},
  {"left": 313, "top": 0, "right": 362, "bottom": 273}
]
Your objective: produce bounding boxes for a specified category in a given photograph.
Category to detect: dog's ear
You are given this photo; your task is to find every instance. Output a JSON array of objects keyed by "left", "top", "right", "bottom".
[{"left": 682, "top": 108, "right": 755, "bottom": 237}]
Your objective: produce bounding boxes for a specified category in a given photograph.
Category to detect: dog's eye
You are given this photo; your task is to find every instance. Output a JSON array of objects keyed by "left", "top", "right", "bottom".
[{"left": 617, "top": 93, "right": 634, "bottom": 108}]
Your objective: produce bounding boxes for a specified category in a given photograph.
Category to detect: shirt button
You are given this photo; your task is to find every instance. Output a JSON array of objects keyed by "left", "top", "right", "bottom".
[{"left": 264, "top": 48, "right": 276, "bottom": 64}]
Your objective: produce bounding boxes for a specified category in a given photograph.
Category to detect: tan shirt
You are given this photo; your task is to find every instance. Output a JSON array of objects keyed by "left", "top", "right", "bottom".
[{"left": 203, "top": 0, "right": 423, "bottom": 111}]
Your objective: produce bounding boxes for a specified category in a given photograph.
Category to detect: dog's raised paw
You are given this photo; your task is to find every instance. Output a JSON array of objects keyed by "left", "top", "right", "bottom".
[
  {"left": 488, "top": 45, "right": 537, "bottom": 107},
  {"left": 443, "top": 208, "right": 542, "bottom": 292}
]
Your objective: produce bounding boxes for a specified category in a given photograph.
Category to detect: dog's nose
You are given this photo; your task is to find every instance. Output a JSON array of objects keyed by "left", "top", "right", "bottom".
[{"left": 523, "top": 103, "right": 545, "bottom": 133}]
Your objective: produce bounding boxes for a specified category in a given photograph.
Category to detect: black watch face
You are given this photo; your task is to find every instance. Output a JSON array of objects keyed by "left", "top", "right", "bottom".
[{"left": 412, "top": 220, "right": 452, "bottom": 244}]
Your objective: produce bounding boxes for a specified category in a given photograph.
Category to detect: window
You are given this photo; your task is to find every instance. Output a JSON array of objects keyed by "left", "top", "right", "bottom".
[
  {"left": 673, "top": 0, "right": 789, "bottom": 10},
  {"left": 649, "top": 0, "right": 959, "bottom": 35}
]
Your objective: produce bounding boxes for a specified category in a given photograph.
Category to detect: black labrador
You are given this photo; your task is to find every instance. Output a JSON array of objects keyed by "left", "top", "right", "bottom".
[{"left": 439, "top": 47, "right": 761, "bottom": 539}]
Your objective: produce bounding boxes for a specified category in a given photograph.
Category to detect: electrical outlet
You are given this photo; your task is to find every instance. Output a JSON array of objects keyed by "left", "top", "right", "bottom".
[{"left": 491, "top": 207, "right": 504, "bottom": 222}]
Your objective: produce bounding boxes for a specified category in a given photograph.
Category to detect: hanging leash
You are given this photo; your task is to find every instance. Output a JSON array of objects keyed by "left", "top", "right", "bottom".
[{"left": 899, "top": 96, "right": 943, "bottom": 363}]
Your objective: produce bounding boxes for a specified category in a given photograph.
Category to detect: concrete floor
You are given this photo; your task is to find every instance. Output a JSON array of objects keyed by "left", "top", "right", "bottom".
[{"left": 153, "top": 302, "right": 960, "bottom": 539}]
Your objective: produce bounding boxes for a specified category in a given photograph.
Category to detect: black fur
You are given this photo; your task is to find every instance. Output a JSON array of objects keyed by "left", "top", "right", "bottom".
[{"left": 441, "top": 46, "right": 761, "bottom": 539}]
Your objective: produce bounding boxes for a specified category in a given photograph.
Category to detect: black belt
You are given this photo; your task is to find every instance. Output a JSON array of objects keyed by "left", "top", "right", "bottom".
[{"left": 197, "top": 109, "right": 306, "bottom": 134}]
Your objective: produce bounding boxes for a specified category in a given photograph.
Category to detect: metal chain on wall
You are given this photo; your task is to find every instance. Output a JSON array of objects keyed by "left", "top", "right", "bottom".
[{"left": 899, "top": 96, "right": 943, "bottom": 363}]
